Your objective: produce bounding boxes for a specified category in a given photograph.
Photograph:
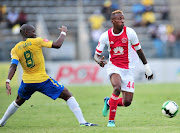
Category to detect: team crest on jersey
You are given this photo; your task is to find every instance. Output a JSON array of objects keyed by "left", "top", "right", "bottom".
[
  {"left": 121, "top": 37, "right": 128, "bottom": 43},
  {"left": 113, "top": 46, "right": 124, "bottom": 55},
  {"left": 110, "top": 41, "right": 114, "bottom": 44},
  {"left": 43, "top": 39, "right": 49, "bottom": 42}
]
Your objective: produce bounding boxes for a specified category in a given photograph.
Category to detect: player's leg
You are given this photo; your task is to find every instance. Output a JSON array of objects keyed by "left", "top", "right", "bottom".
[
  {"left": 107, "top": 73, "right": 121, "bottom": 127},
  {"left": 41, "top": 78, "right": 98, "bottom": 126},
  {"left": 0, "top": 95, "right": 26, "bottom": 127},
  {"left": 117, "top": 91, "right": 133, "bottom": 107},
  {"left": 58, "top": 86, "right": 72, "bottom": 100},
  {"left": 0, "top": 80, "right": 35, "bottom": 127},
  {"left": 121, "top": 91, "right": 133, "bottom": 107},
  {"left": 58, "top": 87, "right": 86, "bottom": 124},
  {"left": 59, "top": 87, "right": 98, "bottom": 126},
  {"left": 105, "top": 92, "right": 133, "bottom": 110},
  {"left": 59, "top": 88, "right": 86, "bottom": 123}
]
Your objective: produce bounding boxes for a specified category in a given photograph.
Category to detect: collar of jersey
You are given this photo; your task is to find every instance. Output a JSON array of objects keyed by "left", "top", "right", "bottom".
[{"left": 111, "top": 28, "right": 124, "bottom": 36}]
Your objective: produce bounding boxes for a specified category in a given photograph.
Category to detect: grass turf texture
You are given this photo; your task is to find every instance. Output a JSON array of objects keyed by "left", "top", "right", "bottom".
[{"left": 0, "top": 83, "right": 180, "bottom": 133}]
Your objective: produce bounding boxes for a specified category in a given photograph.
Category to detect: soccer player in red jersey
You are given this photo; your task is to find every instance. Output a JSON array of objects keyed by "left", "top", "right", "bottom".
[
  {"left": 94, "top": 10, "right": 153, "bottom": 127},
  {"left": 0, "top": 24, "right": 98, "bottom": 127}
]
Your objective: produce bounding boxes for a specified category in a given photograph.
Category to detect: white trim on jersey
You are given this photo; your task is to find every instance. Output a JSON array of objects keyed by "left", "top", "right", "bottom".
[
  {"left": 95, "top": 27, "right": 141, "bottom": 55},
  {"left": 95, "top": 26, "right": 141, "bottom": 68}
]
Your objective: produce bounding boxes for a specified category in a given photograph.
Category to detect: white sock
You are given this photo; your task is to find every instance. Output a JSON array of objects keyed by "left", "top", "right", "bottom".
[
  {"left": 0, "top": 101, "right": 19, "bottom": 125},
  {"left": 66, "top": 97, "right": 86, "bottom": 123}
]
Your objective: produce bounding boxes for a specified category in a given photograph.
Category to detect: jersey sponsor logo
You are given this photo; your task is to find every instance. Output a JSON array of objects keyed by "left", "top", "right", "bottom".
[
  {"left": 121, "top": 37, "right": 128, "bottom": 43},
  {"left": 43, "top": 39, "right": 49, "bottom": 42},
  {"left": 113, "top": 46, "right": 124, "bottom": 55}
]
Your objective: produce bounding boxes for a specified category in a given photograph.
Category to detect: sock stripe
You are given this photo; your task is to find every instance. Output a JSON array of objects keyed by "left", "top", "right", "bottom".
[{"left": 111, "top": 94, "right": 119, "bottom": 100}]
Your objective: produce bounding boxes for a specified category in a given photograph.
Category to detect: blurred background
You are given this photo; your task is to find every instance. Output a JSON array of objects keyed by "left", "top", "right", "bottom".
[{"left": 0, "top": 0, "right": 180, "bottom": 85}]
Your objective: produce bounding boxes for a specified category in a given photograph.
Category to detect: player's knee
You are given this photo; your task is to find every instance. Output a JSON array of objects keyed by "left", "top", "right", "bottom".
[
  {"left": 15, "top": 95, "right": 26, "bottom": 106},
  {"left": 59, "top": 87, "right": 72, "bottom": 101},
  {"left": 123, "top": 100, "right": 132, "bottom": 107}
]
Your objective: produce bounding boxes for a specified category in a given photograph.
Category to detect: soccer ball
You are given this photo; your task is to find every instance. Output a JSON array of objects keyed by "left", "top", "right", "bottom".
[{"left": 162, "top": 101, "right": 179, "bottom": 118}]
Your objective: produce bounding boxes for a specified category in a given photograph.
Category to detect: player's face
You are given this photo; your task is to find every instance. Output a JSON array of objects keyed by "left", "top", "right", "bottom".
[
  {"left": 26, "top": 26, "right": 36, "bottom": 38},
  {"left": 112, "top": 13, "right": 125, "bottom": 30}
]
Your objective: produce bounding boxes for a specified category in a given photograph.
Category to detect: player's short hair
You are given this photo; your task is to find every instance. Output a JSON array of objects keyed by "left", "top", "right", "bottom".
[
  {"left": 111, "top": 10, "right": 124, "bottom": 20},
  {"left": 111, "top": 10, "right": 123, "bottom": 15}
]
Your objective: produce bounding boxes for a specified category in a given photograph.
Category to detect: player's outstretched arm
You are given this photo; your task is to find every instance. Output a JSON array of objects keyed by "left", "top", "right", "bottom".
[
  {"left": 136, "top": 49, "right": 153, "bottom": 80},
  {"left": 6, "top": 64, "right": 17, "bottom": 96},
  {"left": 52, "top": 26, "right": 68, "bottom": 49},
  {"left": 94, "top": 53, "right": 107, "bottom": 67}
]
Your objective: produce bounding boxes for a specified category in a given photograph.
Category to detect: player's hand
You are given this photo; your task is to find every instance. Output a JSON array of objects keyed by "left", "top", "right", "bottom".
[
  {"left": 145, "top": 73, "right": 153, "bottom": 80},
  {"left": 144, "top": 64, "right": 153, "bottom": 81},
  {"left": 97, "top": 56, "right": 107, "bottom": 67},
  {"left": 6, "top": 82, "right": 11, "bottom": 96},
  {"left": 58, "top": 26, "right": 68, "bottom": 33}
]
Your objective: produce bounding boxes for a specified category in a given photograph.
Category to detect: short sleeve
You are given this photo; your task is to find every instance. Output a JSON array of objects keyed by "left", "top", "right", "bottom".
[
  {"left": 95, "top": 31, "right": 109, "bottom": 55},
  {"left": 129, "top": 28, "right": 139, "bottom": 45},
  {"left": 11, "top": 48, "right": 19, "bottom": 61},
  {"left": 35, "top": 37, "right": 53, "bottom": 48},
  {"left": 127, "top": 27, "right": 141, "bottom": 50}
]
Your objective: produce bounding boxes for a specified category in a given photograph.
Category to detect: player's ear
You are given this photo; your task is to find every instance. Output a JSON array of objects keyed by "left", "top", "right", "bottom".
[{"left": 24, "top": 30, "right": 28, "bottom": 37}]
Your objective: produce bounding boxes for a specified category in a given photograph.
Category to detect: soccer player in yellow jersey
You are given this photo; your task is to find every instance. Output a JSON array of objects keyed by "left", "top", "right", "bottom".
[{"left": 0, "top": 24, "right": 98, "bottom": 127}]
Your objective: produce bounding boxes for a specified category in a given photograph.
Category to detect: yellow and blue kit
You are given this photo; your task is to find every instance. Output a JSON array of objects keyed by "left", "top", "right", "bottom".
[{"left": 11, "top": 37, "right": 64, "bottom": 100}]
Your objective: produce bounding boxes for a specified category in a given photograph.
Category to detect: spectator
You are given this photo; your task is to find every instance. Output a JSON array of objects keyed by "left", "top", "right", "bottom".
[
  {"left": 132, "top": 3, "right": 145, "bottom": 27},
  {"left": 132, "top": 2, "right": 145, "bottom": 14},
  {"left": 111, "top": 3, "right": 119, "bottom": 11},
  {"left": 141, "top": 0, "right": 154, "bottom": 7},
  {"left": 101, "top": 0, "right": 112, "bottom": 20},
  {"left": 7, "top": 8, "right": 19, "bottom": 29},
  {"left": 0, "top": 7, "right": 2, "bottom": 23},
  {"left": 141, "top": 0, "right": 154, "bottom": 14},
  {"left": 148, "top": 24, "right": 158, "bottom": 39},
  {"left": 153, "top": 36, "right": 165, "bottom": 58},
  {"left": 133, "top": 14, "right": 143, "bottom": 27},
  {"left": 142, "top": 11, "right": 156, "bottom": 26},
  {"left": 150, "top": 24, "right": 168, "bottom": 58},
  {"left": 160, "top": 5, "right": 169, "bottom": 20},
  {"left": 18, "top": 9, "right": 27, "bottom": 26},
  {"left": 175, "top": 30, "right": 180, "bottom": 58},
  {"left": 167, "top": 32, "right": 176, "bottom": 57},
  {"left": 0, "top": 4, "right": 6, "bottom": 23},
  {"left": 158, "top": 24, "right": 168, "bottom": 43},
  {"left": 88, "top": 9, "right": 105, "bottom": 57},
  {"left": 132, "top": 3, "right": 145, "bottom": 26}
]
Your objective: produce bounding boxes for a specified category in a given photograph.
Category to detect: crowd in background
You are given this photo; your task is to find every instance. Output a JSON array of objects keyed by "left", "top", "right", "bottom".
[
  {"left": 88, "top": 0, "right": 118, "bottom": 58},
  {"left": 1, "top": 0, "right": 180, "bottom": 60},
  {"left": 0, "top": 4, "right": 27, "bottom": 34},
  {"left": 87, "top": 0, "right": 180, "bottom": 59},
  {"left": 131, "top": 0, "right": 179, "bottom": 58}
]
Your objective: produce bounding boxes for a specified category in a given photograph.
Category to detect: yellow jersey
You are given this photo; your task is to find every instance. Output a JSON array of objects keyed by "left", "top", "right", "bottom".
[
  {"left": 11, "top": 37, "right": 53, "bottom": 83},
  {"left": 88, "top": 15, "right": 105, "bottom": 30}
]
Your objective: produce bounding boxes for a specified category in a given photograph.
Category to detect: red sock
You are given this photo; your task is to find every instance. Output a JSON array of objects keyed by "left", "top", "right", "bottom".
[
  {"left": 109, "top": 93, "right": 119, "bottom": 121},
  {"left": 117, "top": 97, "right": 125, "bottom": 106}
]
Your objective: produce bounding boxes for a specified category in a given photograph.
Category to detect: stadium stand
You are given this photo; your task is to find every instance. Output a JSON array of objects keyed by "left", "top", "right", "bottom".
[{"left": 0, "top": 0, "right": 176, "bottom": 61}]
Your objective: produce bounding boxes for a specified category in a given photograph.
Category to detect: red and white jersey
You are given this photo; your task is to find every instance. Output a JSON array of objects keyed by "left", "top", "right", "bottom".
[{"left": 95, "top": 26, "right": 141, "bottom": 69}]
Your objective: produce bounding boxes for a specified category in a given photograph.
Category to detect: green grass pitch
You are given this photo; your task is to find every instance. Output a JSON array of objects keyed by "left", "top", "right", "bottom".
[{"left": 0, "top": 83, "right": 180, "bottom": 133}]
